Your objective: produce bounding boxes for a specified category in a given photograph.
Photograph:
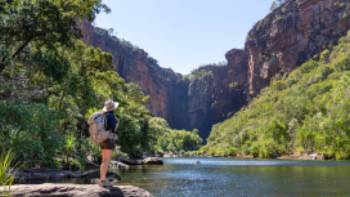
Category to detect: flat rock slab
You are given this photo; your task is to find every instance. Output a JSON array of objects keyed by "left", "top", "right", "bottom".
[
  {"left": 4, "top": 183, "right": 153, "bottom": 197},
  {"left": 14, "top": 169, "right": 121, "bottom": 184}
]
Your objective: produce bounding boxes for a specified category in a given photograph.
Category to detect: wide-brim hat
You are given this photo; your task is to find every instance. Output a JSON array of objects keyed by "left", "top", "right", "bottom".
[{"left": 103, "top": 99, "right": 119, "bottom": 112}]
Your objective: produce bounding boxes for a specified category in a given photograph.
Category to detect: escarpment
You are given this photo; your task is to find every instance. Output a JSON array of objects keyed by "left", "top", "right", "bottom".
[
  {"left": 80, "top": 20, "right": 190, "bottom": 130},
  {"left": 81, "top": 0, "right": 350, "bottom": 139},
  {"left": 246, "top": 0, "right": 350, "bottom": 96},
  {"left": 186, "top": 50, "right": 248, "bottom": 138}
]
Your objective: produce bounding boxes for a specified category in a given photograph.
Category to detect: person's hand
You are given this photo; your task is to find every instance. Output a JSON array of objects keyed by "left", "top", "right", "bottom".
[
  {"left": 114, "top": 134, "right": 118, "bottom": 142},
  {"left": 110, "top": 133, "right": 118, "bottom": 141}
]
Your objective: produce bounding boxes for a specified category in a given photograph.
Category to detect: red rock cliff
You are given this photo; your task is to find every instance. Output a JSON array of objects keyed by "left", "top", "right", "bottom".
[
  {"left": 246, "top": 0, "right": 350, "bottom": 96},
  {"left": 80, "top": 21, "right": 190, "bottom": 130},
  {"left": 186, "top": 50, "right": 248, "bottom": 138}
]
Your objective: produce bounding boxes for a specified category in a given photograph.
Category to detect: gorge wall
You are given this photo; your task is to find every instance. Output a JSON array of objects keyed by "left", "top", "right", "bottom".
[
  {"left": 81, "top": 0, "right": 350, "bottom": 139},
  {"left": 246, "top": 0, "right": 350, "bottom": 97},
  {"left": 81, "top": 21, "right": 190, "bottom": 130}
]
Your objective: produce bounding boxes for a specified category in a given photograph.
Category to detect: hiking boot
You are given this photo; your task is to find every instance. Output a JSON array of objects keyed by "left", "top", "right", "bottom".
[
  {"left": 100, "top": 179, "right": 112, "bottom": 188},
  {"left": 92, "top": 179, "right": 112, "bottom": 188},
  {"left": 107, "top": 177, "right": 118, "bottom": 185}
]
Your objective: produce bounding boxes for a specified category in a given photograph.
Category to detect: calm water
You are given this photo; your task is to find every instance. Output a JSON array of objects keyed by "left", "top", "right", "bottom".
[{"left": 117, "top": 158, "right": 350, "bottom": 197}]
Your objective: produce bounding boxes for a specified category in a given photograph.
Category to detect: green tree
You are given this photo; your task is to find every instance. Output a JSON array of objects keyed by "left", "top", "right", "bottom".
[
  {"left": 0, "top": 0, "right": 203, "bottom": 169},
  {"left": 0, "top": 0, "right": 109, "bottom": 73}
]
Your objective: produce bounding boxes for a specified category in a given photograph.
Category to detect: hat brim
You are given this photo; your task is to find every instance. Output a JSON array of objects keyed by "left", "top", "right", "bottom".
[{"left": 103, "top": 102, "right": 119, "bottom": 112}]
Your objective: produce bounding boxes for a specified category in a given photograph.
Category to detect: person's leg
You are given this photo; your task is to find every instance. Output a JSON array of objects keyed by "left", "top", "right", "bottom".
[{"left": 100, "top": 149, "right": 113, "bottom": 181}]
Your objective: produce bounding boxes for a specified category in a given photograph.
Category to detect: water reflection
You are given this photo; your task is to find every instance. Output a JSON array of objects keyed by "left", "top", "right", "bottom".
[{"left": 118, "top": 158, "right": 350, "bottom": 197}]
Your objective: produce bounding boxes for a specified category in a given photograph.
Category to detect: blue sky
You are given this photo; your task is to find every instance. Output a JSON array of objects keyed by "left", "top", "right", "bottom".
[{"left": 95, "top": 0, "right": 274, "bottom": 74}]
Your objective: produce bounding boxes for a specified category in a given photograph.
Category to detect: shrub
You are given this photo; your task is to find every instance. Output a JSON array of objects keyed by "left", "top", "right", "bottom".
[
  {"left": 0, "top": 151, "right": 14, "bottom": 197},
  {"left": 0, "top": 101, "right": 64, "bottom": 168}
]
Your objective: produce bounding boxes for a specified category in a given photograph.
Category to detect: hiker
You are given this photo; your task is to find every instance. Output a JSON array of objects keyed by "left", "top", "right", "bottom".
[
  {"left": 99, "top": 99, "right": 119, "bottom": 186},
  {"left": 88, "top": 99, "right": 119, "bottom": 187}
]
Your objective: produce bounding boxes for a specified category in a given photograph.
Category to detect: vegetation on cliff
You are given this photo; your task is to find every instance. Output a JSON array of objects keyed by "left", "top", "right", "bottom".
[
  {"left": 0, "top": 0, "right": 201, "bottom": 169},
  {"left": 202, "top": 32, "right": 350, "bottom": 160}
]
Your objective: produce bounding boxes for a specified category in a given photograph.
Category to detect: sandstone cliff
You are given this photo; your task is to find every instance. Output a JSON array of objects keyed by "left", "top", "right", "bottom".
[
  {"left": 186, "top": 50, "right": 248, "bottom": 138},
  {"left": 81, "top": 0, "right": 350, "bottom": 139},
  {"left": 80, "top": 21, "right": 190, "bottom": 130},
  {"left": 246, "top": 0, "right": 350, "bottom": 96},
  {"left": 80, "top": 22, "right": 248, "bottom": 138}
]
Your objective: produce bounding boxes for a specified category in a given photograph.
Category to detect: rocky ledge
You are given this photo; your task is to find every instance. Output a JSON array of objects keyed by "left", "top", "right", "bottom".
[
  {"left": 14, "top": 169, "right": 121, "bottom": 184},
  {"left": 119, "top": 157, "right": 164, "bottom": 166},
  {"left": 2, "top": 183, "right": 153, "bottom": 197},
  {"left": 278, "top": 153, "right": 325, "bottom": 161}
]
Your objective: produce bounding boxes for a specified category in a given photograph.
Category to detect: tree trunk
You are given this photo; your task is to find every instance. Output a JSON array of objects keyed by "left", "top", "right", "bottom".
[{"left": 0, "top": 62, "right": 5, "bottom": 73}]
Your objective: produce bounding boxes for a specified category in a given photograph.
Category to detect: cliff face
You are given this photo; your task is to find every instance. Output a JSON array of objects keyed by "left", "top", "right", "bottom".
[
  {"left": 80, "top": 22, "right": 247, "bottom": 138},
  {"left": 187, "top": 50, "right": 248, "bottom": 138},
  {"left": 81, "top": 0, "right": 350, "bottom": 139},
  {"left": 246, "top": 0, "right": 350, "bottom": 96},
  {"left": 80, "top": 21, "right": 190, "bottom": 130}
]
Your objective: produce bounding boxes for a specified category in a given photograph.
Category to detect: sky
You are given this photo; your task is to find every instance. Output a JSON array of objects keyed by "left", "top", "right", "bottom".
[{"left": 95, "top": 0, "right": 274, "bottom": 74}]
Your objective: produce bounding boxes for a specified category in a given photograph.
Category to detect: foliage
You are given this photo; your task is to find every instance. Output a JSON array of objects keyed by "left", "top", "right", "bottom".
[
  {"left": 185, "top": 63, "right": 225, "bottom": 81},
  {"left": 204, "top": 32, "right": 350, "bottom": 160},
  {"left": 163, "top": 129, "right": 202, "bottom": 153},
  {"left": 147, "top": 117, "right": 202, "bottom": 154},
  {"left": 0, "top": 0, "right": 199, "bottom": 169},
  {"left": 0, "top": 101, "right": 64, "bottom": 167},
  {"left": 0, "top": 0, "right": 109, "bottom": 73},
  {"left": 0, "top": 151, "right": 14, "bottom": 197}
]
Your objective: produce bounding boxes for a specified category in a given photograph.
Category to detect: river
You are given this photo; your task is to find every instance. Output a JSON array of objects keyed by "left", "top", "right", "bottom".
[{"left": 117, "top": 157, "right": 350, "bottom": 197}]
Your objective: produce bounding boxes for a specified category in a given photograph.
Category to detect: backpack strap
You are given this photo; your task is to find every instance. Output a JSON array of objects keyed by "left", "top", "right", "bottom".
[{"left": 103, "top": 112, "right": 108, "bottom": 130}]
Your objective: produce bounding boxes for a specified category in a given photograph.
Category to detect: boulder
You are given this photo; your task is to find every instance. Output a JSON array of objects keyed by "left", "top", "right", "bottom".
[
  {"left": 119, "top": 158, "right": 143, "bottom": 165},
  {"left": 279, "top": 153, "right": 325, "bottom": 160},
  {"left": 118, "top": 157, "right": 164, "bottom": 166},
  {"left": 300, "top": 153, "right": 325, "bottom": 161},
  {"left": 110, "top": 160, "right": 130, "bottom": 169},
  {"left": 2, "top": 183, "right": 153, "bottom": 197},
  {"left": 142, "top": 157, "right": 164, "bottom": 165}
]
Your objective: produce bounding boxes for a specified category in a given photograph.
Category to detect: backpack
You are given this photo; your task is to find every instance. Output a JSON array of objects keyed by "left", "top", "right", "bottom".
[{"left": 88, "top": 111, "right": 114, "bottom": 144}]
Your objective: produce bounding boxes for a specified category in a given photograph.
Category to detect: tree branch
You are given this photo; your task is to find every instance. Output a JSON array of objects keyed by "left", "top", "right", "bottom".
[
  {"left": 0, "top": 36, "right": 34, "bottom": 73},
  {"left": 11, "top": 36, "right": 34, "bottom": 59}
]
